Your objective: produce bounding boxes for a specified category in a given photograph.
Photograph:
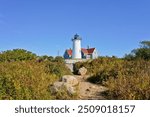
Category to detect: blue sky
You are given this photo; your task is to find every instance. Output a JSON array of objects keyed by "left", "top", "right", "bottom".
[{"left": 0, "top": 0, "right": 150, "bottom": 57}]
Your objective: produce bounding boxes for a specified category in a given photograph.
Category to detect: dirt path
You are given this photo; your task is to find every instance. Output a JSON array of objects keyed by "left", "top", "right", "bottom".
[{"left": 75, "top": 75, "right": 108, "bottom": 100}]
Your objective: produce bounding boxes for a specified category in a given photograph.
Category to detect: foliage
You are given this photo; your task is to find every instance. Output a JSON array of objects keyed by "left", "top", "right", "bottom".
[
  {"left": 104, "top": 60, "right": 150, "bottom": 100},
  {"left": 140, "top": 41, "right": 150, "bottom": 48},
  {"left": 50, "top": 86, "right": 78, "bottom": 100},
  {"left": 74, "top": 57, "right": 123, "bottom": 76},
  {"left": 74, "top": 57, "right": 150, "bottom": 100},
  {"left": 37, "top": 55, "right": 54, "bottom": 62},
  {"left": 74, "top": 41, "right": 150, "bottom": 99},
  {"left": 1, "top": 40, "right": 150, "bottom": 100},
  {"left": 0, "top": 49, "right": 37, "bottom": 62},
  {"left": 0, "top": 53, "right": 72, "bottom": 99},
  {"left": 54, "top": 56, "right": 65, "bottom": 63},
  {"left": 45, "top": 60, "right": 72, "bottom": 78},
  {"left": 124, "top": 41, "right": 150, "bottom": 60},
  {"left": 132, "top": 48, "right": 150, "bottom": 60},
  {"left": 0, "top": 61, "right": 57, "bottom": 99}
]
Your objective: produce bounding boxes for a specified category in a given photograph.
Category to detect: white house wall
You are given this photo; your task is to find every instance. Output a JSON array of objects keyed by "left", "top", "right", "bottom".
[{"left": 92, "top": 49, "right": 98, "bottom": 59}]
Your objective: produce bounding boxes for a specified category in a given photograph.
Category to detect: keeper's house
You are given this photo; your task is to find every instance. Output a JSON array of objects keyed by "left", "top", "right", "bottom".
[{"left": 64, "top": 47, "right": 98, "bottom": 59}]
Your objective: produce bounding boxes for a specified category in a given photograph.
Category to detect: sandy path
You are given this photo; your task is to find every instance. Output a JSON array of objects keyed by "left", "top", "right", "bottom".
[{"left": 74, "top": 75, "right": 108, "bottom": 100}]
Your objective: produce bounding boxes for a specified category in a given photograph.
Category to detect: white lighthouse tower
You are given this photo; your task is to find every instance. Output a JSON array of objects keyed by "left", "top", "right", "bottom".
[{"left": 72, "top": 34, "right": 82, "bottom": 59}]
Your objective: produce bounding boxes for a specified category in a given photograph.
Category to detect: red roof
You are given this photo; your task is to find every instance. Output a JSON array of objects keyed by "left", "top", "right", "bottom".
[
  {"left": 66, "top": 49, "right": 72, "bottom": 55},
  {"left": 87, "top": 48, "right": 95, "bottom": 54},
  {"left": 66, "top": 48, "right": 95, "bottom": 55},
  {"left": 81, "top": 48, "right": 88, "bottom": 54}
]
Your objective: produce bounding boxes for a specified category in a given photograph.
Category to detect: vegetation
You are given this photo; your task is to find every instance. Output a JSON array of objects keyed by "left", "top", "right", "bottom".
[
  {"left": 51, "top": 86, "right": 78, "bottom": 100},
  {"left": 74, "top": 41, "right": 150, "bottom": 100},
  {"left": 0, "top": 41, "right": 150, "bottom": 100},
  {"left": 0, "top": 49, "right": 72, "bottom": 100},
  {"left": 125, "top": 41, "right": 150, "bottom": 60},
  {"left": 0, "top": 49, "right": 37, "bottom": 62}
]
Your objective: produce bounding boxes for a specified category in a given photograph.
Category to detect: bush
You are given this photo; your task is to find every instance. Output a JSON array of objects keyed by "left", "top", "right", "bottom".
[
  {"left": 0, "top": 49, "right": 37, "bottom": 62},
  {"left": 0, "top": 61, "right": 58, "bottom": 99},
  {"left": 104, "top": 60, "right": 150, "bottom": 100},
  {"left": 0, "top": 59, "right": 72, "bottom": 100},
  {"left": 0, "top": 76, "right": 16, "bottom": 99},
  {"left": 45, "top": 61, "right": 72, "bottom": 77},
  {"left": 74, "top": 57, "right": 150, "bottom": 100}
]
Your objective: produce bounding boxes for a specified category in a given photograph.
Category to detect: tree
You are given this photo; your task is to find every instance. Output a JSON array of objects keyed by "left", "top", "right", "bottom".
[
  {"left": 140, "top": 41, "right": 150, "bottom": 48},
  {"left": 124, "top": 41, "right": 150, "bottom": 60}
]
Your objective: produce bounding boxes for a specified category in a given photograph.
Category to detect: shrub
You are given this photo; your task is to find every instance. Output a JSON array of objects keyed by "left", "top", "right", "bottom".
[
  {"left": 0, "top": 60, "right": 72, "bottom": 100},
  {"left": 45, "top": 60, "right": 72, "bottom": 78},
  {"left": 104, "top": 60, "right": 150, "bottom": 100},
  {"left": 0, "top": 49, "right": 36, "bottom": 62},
  {"left": 74, "top": 57, "right": 150, "bottom": 100}
]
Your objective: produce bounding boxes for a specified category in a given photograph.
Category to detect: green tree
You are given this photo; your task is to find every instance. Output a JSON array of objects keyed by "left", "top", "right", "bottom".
[
  {"left": 140, "top": 41, "right": 150, "bottom": 48},
  {"left": 124, "top": 41, "right": 150, "bottom": 60}
]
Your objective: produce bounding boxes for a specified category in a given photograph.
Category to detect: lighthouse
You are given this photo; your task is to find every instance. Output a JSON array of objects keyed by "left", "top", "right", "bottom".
[{"left": 72, "top": 34, "right": 82, "bottom": 59}]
